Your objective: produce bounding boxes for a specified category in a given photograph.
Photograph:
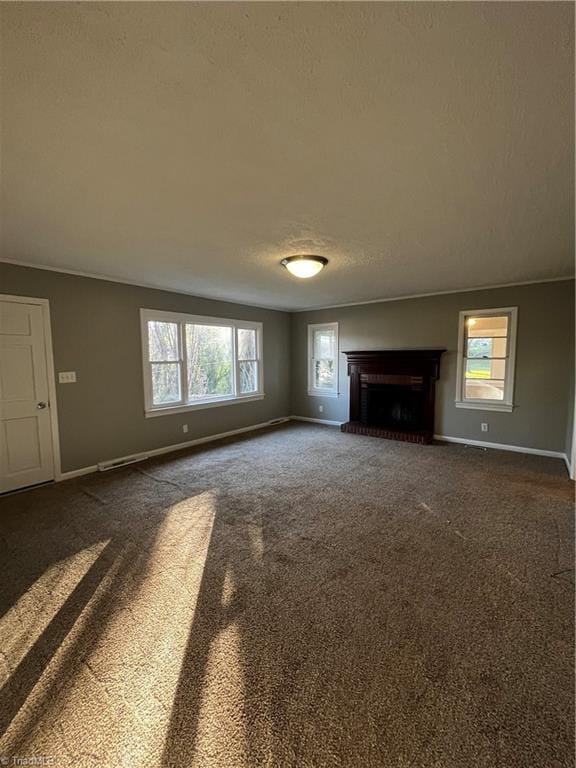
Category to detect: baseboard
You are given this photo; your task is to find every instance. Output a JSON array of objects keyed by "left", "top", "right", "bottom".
[
  {"left": 290, "top": 415, "right": 344, "bottom": 427},
  {"left": 57, "top": 417, "right": 290, "bottom": 482},
  {"left": 53, "top": 422, "right": 575, "bottom": 482},
  {"left": 434, "top": 434, "right": 566, "bottom": 461},
  {"left": 57, "top": 465, "right": 99, "bottom": 481},
  {"left": 563, "top": 453, "right": 574, "bottom": 479}
]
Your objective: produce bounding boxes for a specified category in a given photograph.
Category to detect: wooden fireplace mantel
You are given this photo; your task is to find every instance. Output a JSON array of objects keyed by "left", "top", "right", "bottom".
[
  {"left": 342, "top": 349, "right": 445, "bottom": 444},
  {"left": 342, "top": 349, "right": 445, "bottom": 378}
]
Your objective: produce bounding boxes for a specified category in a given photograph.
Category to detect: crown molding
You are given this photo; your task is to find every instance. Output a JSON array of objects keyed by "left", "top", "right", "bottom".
[
  {"left": 0, "top": 258, "right": 289, "bottom": 313},
  {"left": 293, "top": 276, "right": 574, "bottom": 313},
  {"left": 0, "top": 258, "right": 572, "bottom": 315}
]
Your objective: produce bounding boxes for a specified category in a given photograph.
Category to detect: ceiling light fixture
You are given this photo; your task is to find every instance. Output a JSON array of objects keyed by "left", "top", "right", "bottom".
[{"left": 281, "top": 254, "right": 328, "bottom": 279}]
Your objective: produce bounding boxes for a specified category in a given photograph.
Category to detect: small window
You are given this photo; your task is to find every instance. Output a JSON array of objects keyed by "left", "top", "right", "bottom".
[
  {"left": 237, "top": 327, "right": 259, "bottom": 394},
  {"left": 148, "top": 321, "right": 182, "bottom": 406},
  {"left": 456, "top": 307, "right": 518, "bottom": 412},
  {"left": 141, "top": 309, "right": 263, "bottom": 416},
  {"left": 308, "top": 322, "right": 339, "bottom": 397}
]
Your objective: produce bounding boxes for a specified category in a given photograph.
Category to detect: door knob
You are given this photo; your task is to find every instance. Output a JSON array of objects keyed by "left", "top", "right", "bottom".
[{"left": 37, "top": 402, "right": 47, "bottom": 409}]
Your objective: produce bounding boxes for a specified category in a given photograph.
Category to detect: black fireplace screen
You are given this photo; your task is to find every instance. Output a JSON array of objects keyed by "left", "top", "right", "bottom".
[{"left": 361, "top": 383, "right": 425, "bottom": 432}]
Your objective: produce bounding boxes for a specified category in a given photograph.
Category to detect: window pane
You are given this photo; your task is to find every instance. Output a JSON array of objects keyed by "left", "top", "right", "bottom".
[
  {"left": 314, "top": 329, "right": 335, "bottom": 359},
  {"left": 239, "top": 361, "right": 258, "bottom": 394},
  {"left": 464, "top": 379, "right": 505, "bottom": 401},
  {"left": 467, "top": 336, "right": 507, "bottom": 358},
  {"left": 315, "top": 359, "right": 335, "bottom": 389},
  {"left": 492, "top": 337, "right": 507, "bottom": 357},
  {"left": 465, "top": 358, "right": 491, "bottom": 378},
  {"left": 238, "top": 328, "right": 256, "bottom": 361},
  {"left": 467, "top": 316, "right": 508, "bottom": 338},
  {"left": 148, "top": 321, "right": 179, "bottom": 361},
  {"left": 465, "top": 359, "right": 506, "bottom": 380},
  {"left": 152, "top": 363, "right": 181, "bottom": 405},
  {"left": 186, "top": 324, "right": 233, "bottom": 400}
]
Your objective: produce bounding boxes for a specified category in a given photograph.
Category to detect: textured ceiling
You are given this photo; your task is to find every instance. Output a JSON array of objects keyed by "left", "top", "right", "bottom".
[{"left": 1, "top": 2, "right": 573, "bottom": 310}]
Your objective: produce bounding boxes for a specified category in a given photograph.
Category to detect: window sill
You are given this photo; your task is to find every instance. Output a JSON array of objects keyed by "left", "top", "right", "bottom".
[
  {"left": 145, "top": 394, "right": 265, "bottom": 418},
  {"left": 307, "top": 391, "right": 339, "bottom": 398},
  {"left": 455, "top": 401, "right": 513, "bottom": 413}
]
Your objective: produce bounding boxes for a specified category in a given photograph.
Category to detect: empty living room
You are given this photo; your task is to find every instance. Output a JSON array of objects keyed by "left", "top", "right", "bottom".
[{"left": 0, "top": 2, "right": 574, "bottom": 767}]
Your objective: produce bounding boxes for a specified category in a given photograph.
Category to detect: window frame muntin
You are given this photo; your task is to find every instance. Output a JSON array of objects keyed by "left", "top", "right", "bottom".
[
  {"left": 455, "top": 306, "right": 518, "bottom": 413},
  {"left": 307, "top": 322, "right": 339, "bottom": 398},
  {"left": 141, "top": 308, "right": 264, "bottom": 417}
]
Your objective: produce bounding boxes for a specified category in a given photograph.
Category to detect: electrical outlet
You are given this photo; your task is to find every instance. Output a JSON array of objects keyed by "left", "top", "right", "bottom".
[
  {"left": 182, "top": 424, "right": 188, "bottom": 434},
  {"left": 318, "top": 405, "right": 324, "bottom": 414},
  {"left": 481, "top": 423, "right": 488, "bottom": 432},
  {"left": 58, "top": 371, "right": 77, "bottom": 384}
]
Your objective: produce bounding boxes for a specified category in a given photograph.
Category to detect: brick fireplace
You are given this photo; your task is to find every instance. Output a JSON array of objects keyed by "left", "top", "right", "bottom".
[{"left": 341, "top": 349, "right": 445, "bottom": 444}]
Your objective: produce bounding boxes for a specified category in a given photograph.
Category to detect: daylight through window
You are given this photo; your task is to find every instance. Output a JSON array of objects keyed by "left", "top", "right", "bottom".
[
  {"left": 141, "top": 309, "right": 263, "bottom": 414},
  {"left": 308, "top": 322, "right": 339, "bottom": 397},
  {"left": 456, "top": 308, "right": 517, "bottom": 412}
]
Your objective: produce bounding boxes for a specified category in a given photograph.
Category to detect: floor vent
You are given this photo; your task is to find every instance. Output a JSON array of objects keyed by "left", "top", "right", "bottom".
[
  {"left": 269, "top": 418, "right": 290, "bottom": 426},
  {"left": 98, "top": 454, "right": 149, "bottom": 472}
]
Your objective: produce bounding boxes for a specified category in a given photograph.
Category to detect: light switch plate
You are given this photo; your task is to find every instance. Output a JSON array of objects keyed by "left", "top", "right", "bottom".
[{"left": 58, "top": 371, "right": 77, "bottom": 384}]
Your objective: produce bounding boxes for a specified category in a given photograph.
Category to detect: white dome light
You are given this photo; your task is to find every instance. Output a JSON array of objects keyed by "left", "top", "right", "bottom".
[{"left": 281, "top": 255, "right": 328, "bottom": 279}]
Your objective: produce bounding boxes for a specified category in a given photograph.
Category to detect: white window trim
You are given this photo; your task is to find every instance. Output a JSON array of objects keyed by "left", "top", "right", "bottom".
[
  {"left": 141, "top": 308, "right": 264, "bottom": 417},
  {"left": 455, "top": 306, "right": 518, "bottom": 413},
  {"left": 307, "top": 322, "right": 339, "bottom": 398}
]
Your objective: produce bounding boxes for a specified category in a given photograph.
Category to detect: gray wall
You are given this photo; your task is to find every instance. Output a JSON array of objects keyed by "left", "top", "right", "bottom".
[
  {"left": 1, "top": 263, "right": 573, "bottom": 473},
  {"left": 0, "top": 263, "right": 291, "bottom": 472},
  {"left": 291, "top": 280, "right": 575, "bottom": 453}
]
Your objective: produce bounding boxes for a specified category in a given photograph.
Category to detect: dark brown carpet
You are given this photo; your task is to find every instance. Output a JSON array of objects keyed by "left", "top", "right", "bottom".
[{"left": 0, "top": 423, "right": 574, "bottom": 767}]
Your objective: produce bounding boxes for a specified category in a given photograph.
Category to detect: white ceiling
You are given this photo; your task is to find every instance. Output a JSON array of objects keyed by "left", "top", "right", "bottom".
[{"left": 1, "top": 3, "right": 573, "bottom": 311}]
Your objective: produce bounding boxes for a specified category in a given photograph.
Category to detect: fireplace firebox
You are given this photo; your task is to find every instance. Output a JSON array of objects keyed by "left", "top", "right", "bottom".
[{"left": 341, "top": 349, "right": 445, "bottom": 444}]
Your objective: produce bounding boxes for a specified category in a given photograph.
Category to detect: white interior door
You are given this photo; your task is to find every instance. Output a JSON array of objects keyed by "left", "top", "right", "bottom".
[{"left": 0, "top": 299, "right": 55, "bottom": 493}]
